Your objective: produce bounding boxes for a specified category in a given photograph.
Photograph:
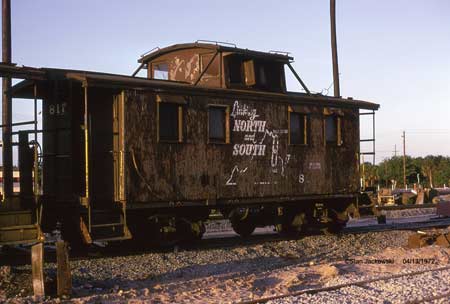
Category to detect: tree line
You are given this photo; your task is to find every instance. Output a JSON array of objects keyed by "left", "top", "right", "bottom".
[{"left": 362, "top": 155, "right": 450, "bottom": 189}]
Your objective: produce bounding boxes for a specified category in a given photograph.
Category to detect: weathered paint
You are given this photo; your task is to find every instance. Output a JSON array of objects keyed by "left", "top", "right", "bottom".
[
  {"left": 148, "top": 48, "right": 222, "bottom": 88},
  {"left": 124, "top": 91, "right": 360, "bottom": 205},
  {"left": 1, "top": 42, "right": 377, "bottom": 240}
]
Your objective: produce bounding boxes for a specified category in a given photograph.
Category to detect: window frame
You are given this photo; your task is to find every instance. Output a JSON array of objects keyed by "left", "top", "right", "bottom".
[
  {"left": 224, "top": 54, "right": 244, "bottom": 88},
  {"left": 200, "top": 52, "right": 220, "bottom": 79},
  {"left": 324, "top": 114, "right": 343, "bottom": 146},
  {"left": 151, "top": 61, "right": 170, "bottom": 80},
  {"left": 207, "top": 104, "right": 230, "bottom": 144},
  {"left": 288, "top": 106, "right": 309, "bottom": 146},
  {"left": 157, "top": 102, "right": 184, "bottom": 143}
]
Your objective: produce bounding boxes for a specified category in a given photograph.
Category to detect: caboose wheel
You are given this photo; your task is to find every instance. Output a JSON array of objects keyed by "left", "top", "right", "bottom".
[
  {"left": 324, "top": 206, "right": 350, "bottom": 234},
  {"left": 228, "top": 207, "right": 256, "bottom": 238},
  {"left": 231, "top": 220, "right": 256, "bottom": 238},
  {"left": 190, "top": 221, "right": 206, "bottom": 241},
  {"left": 277, "top": 212, "right": 306, "bottom": 238},
  {"left": 176, "top": 219, "right": 206, "bottom": 242}
]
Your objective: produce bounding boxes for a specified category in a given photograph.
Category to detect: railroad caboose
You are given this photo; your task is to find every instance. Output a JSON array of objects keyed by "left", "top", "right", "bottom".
[{"left": 0, "top": 42, "right": 378, "bottom": 245}]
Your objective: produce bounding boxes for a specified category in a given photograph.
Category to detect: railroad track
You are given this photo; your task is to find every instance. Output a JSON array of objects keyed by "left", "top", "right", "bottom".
[
  {"left": 376, "top": 203, "right": 436, "bottom": 211},
  {"left": 201, "top": 217, "right": 450, "bottom": 248},
  {"left": 64, "top": 215, "right": 450, "bottom": 262},
  {"left": 343, "top": 216, "right": 450, "bottom": 234},
  {"left": 1, "top": 215, "right": 449, "bottom": 265},
  {"left": 237, "top": 265, "right": 450, "bottom": 304}
]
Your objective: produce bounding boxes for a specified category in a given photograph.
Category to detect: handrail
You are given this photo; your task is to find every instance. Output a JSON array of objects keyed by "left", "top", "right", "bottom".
[
  {"left": 196, "top": 40, "right": 237, "bottom": 48},
  {"left": 0, "top": 120, "right": 36, "bottom": 128},
  {"left": 140, "top": 46, "right": 160, "bottom": 58},
  {"left": 269, "top": 50, "right": 291, "bottom": 56}
]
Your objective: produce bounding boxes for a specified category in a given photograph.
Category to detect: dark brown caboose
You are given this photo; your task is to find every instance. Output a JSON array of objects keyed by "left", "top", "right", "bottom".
[{"left": 1, "top": 42, "right": 378, "bottom": 244}]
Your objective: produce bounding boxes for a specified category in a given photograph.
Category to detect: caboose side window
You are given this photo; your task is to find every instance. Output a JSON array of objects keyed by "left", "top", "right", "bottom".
[
  {"left": 208, "top": 105, "right": 230, "bottom": 143},
  {"left": 325, "top": 115, "right": 343, "bottom": 146},
  {"left": 200, "top": 53, "right": 219, "bottom": 78},
  {"left": 158, "top": 103, "right": 183, "bottom": 142},
  {"left": 226, "top": 56, "right": 243, "bottom": 84},
  {"left": 152, "top": 62, "right": 169, "bottom": 80},
  {"left": 289, "top": 112, "right": 308, "bottom": 145}
]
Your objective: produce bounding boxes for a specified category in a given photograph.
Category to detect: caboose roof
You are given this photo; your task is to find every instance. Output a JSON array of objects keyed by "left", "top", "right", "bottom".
[
  {"left": 138, "top": 42, "right": 294, "bottom": 64},
  {"left": 0, "top": 64, "right": 379, "bottom": 111}
]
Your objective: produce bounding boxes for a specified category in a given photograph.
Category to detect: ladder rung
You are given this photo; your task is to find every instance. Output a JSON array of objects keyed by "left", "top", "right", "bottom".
[
  {"left": 90, "top": 209, "right": 123, "bottom": 214},
  {"left": 91, "top": 222, "right": 123, "bottom": 228},
  {"left": 0, "top": 224, "right": 38, "bottom": 231},
  {"left": 360, "top": 139, "right": 374, "bottom": 142},
  {"left": 93, "top": 235, "right": 132, "bottom": 242},
  {"left": 360, "top": 152, "right": 375, "bottom": 155}
]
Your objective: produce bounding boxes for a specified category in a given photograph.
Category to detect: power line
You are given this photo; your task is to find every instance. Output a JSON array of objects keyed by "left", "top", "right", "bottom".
[
  {"left": 405, "top": 131, "right": 450, "bottom": 134},
  {"left": 376, "top": 129, "right": 450, "bottom": 135}
]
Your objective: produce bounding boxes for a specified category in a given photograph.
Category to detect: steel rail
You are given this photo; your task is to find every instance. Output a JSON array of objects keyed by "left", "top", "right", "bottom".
[
  {"left": 376, "top": 203, "right": 436, "bottom": 211},
  {"left": 343, "top": 217, "right": 450, "bottom": 235},
  {"left": 2, "top": 216, "right": 450, "bottom": 265},
  {"left": 238, "top": 265, "right": 450, "bottom": 304},
  {"left": 71, "top": 216, "right": 450, "bottom": 260}
]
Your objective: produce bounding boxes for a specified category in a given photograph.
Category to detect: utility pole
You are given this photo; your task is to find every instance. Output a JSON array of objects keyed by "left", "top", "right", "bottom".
[
  {"left": 402, "top": 131, "right": 406, "bottom": 189},
  {"left": 394, "top": 144, "right": 397, "bottom": 157},
  {"left": 2, "top": 0, "right": 13, "bottom": 198},
  {"left": 330, "top": 0, "right": 340, "bottom": 97}
]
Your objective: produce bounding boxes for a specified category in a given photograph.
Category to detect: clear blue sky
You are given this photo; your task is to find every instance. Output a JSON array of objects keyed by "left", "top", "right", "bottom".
[{"left": 3, "top": 0, "right": 450, "bottom": 164}]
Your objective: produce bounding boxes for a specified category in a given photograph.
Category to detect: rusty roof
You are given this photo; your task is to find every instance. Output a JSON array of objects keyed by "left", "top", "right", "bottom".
[
  {"left": 0, "top": 64, "right": 379, "bottom": 110},
  {"left": 138, "top": 42, "right": 294, "bottom": 64}
]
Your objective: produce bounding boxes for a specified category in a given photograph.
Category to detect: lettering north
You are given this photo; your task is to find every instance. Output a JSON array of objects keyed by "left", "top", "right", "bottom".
[{"left": 233, "top": 120, "right": 266, "bottom": 133}]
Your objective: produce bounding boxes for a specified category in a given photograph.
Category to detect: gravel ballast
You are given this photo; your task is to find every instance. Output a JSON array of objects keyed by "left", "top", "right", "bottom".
[{"left": 1, "top": 225, "right": 449, "bottom": 303}]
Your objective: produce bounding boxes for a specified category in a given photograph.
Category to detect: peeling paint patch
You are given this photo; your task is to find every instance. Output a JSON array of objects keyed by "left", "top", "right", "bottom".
[
  {"left": 226, "top": 166, "right": 248, "bottom": 186},
  {"left": 309, "top": 162, "right": 321, "bottom": 170}
]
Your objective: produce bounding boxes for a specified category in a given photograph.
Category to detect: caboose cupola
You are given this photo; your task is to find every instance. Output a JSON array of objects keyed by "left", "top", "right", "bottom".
[{"left": 137, "top": 41, "right": 292, "bottom": 93}]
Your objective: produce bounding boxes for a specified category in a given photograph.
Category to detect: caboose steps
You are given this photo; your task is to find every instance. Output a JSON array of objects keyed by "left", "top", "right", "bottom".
[
  {"left": 80, "top": 208, "right": 131, "bottom": 244},
  {"left": 0, "top": 224, "right": 42, "bottom": 245},
  {"left": 0, "top": 210, "right": 43, "bottom": 245},
  {"left": 90, "top": 222, "right": 124, "bottom": 228}
]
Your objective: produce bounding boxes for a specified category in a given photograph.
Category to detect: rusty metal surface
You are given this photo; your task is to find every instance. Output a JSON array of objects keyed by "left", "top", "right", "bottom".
[
  {"left": 147, "top": 47, "right": 223, "bottom": 88},
  {"left": 1, "top": 67, "right": 379, "bottom": 110},
  {"left": 0, "top": 64, "right": 46, "bottom": 80},
  {"left": 125, "top": 91, "right": 360, "bottom": 205},
  {"left": 138, "top": 42, "right": 293, "bottom": 64},
  {"left": 144, "top": 44, "right": 289, "bottom": 92},
  {"left": 42, "top": 80, "right": 81, "bottom": 202},
  {"left": 62, "top": 71, "right": 379, "bottom": 110},
  {"left": 4, "top": 68, "right": 376, "bottom": 210},
  {"left": 149, "top": 48, "right": 199, "bottom": 82},
  {"left": 0, "top": 45, "right": 379, "bottom": 237}
]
